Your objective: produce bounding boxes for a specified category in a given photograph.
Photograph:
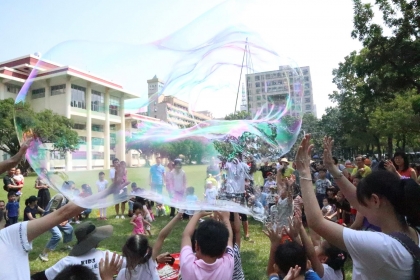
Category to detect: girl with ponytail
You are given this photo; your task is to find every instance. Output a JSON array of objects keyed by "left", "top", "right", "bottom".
[{"left": 295, "top": 134, "right": 420, "bottom": 280}]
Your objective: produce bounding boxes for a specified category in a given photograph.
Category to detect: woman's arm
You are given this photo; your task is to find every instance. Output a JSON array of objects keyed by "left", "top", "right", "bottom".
[
  {"left": 350, "top": 211, "right": 364, "bottom": 230},
  {"left": 152, "top": 213, "right": 182, "bottom": 260},
  {"left": 411, "top": 169, "right": 417, "bottom": 181},
  {"left": 323, "top": 137, "right": 360, "bottom": 209},
  {"left": 295, "top": 135, "right": 346, "bottom": 251}
]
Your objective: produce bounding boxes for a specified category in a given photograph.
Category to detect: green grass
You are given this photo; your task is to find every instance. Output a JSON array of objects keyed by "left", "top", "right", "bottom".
[{"left": 3, "top": 165, "right": 352, "bottom": 279}]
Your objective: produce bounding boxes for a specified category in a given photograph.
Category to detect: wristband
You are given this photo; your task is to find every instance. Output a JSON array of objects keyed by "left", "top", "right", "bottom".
[{"left": 332, "top": 171, "right": 343, "bottom": 180}]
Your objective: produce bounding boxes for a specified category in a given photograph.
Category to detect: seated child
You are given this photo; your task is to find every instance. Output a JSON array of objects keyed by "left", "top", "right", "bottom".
[
  {"left": 156, "top": 203, "right": 166, "bottom": 217},
  {"left": 321, "top": 198, "right": 334, "bottom": 218},
  {"left": 180, "top": 212, "right": 234, "bottom": 280}
]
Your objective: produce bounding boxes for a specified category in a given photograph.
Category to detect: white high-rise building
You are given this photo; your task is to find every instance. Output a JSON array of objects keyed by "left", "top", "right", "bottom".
[{"left": 245, "top": 66, "right": 316, "bottom": 117}]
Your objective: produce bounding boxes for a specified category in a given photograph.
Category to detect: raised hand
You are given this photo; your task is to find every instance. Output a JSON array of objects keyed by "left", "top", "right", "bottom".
[
  {"left": 384, "top": 160, "right": 398, "bottom": 174},
  {"left": 283, "top": 265, "right": 302, "bottom": 280},
  {"left": 322, "top": 136, "right": 335, "bottom": 170},
  {"left": 99, "top": 251, "right": 123, "bottom": 280},
  {"left": 263, "top": 226, "right": 282, "bottom": 245},
  {"left": 294, "top": 134, "right": 313, "bottom": 172}
]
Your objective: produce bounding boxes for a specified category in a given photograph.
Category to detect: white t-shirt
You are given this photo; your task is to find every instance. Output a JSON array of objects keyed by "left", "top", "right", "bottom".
[
  {"left": 0, "top": 222, "right": 32, "bottom": 280},
  {"left": 343, "top": 227, "right": 420, "bottom": 279},
  {"left": 45, "top": 248, "right": 110, "bottom": 280},
  {"left": 116, "top": 257, "right": 159, "bottom": 280},
  {"left": 321, "top": 263, "right": 342, "bottom": 280},
  {"left": 96, "top": 180, "right": 108, "bottom": 192},
  {"left": 110, "top": 168, "right": 116, "bottom": 179},
  {"left": 205, "top": 188, "right": 218, "bottom": 204}
]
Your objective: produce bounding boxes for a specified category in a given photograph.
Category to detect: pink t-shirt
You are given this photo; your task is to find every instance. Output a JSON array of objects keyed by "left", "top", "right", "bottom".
[{"left": 180, "top": 245, "right": 234, "bottom": 280}]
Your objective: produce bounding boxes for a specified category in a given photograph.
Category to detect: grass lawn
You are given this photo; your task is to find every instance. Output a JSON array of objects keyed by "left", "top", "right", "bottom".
[{"left": 2, "top": 164, "right": 352, "bottom": 279}]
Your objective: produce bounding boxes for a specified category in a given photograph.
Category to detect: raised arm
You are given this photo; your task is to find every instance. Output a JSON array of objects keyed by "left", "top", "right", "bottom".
[
  {"left": 295, "top": 135, "right": 346, "bottom": 251},
  {"left": 153, "top": 213, "right": 182, "bottom": 260},
  {"left": 263, "top": 227, "right": 282, "bottom": 276},
  {"left": 232, "top": 212, "right": 242, "bottom": 249},
  {"left": 27, "top": 202, "right": 84, "bottom": 242},
  {"left": 216, "top": 211, "right": 233, "bottom": 248},
  {"left": 298, "top": 224, "right": 324, "bottom": 278},
  {"left": 0, "top": 143, "right": 28, "bottom": 175},
  {"left": 323, "top": 137, "right": 359, "bottom": 209}
]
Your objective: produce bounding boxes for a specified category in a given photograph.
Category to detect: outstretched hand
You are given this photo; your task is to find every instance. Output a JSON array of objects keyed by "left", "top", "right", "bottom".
[
  {"left": 263, "top": 226, "right": 283, "bottom": 245},
  {"left": 99, "top": 252, "right": 123, "bottom": 280},
  {"left": 283, "top": 265, "right": 302, "bottom": 280},
  {"left": 294, "top": 134, "right": 313, "bottom": 172},
  {"left": 384, "top": 160, "right": 398, "bottom": 174},
  {"left": 322, "top": 136, "right": 335, "bottom": 170}
]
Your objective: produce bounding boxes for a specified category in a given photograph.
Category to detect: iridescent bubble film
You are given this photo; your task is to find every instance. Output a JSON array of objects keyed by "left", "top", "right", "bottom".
[{"left": 14, "top": 1, "right": 302, "bottom": 221}]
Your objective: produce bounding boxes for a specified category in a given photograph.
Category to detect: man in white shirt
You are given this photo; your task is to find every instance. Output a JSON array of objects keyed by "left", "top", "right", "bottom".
[{"left": 31, "top": 221, "right": 113, "bottom": 280}]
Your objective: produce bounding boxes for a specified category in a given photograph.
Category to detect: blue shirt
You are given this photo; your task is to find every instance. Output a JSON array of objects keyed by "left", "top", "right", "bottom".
[
  {"left": 150, "top": 164, "right": 165, "bottom": 185},
  {"left": 6, "top": 201, "right": 19, "bottom": 217}
]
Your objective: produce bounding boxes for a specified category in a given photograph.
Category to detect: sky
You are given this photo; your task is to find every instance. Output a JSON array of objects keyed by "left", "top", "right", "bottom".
[{"left": 0, "top": 0, "right": 366, "bottom": 118}]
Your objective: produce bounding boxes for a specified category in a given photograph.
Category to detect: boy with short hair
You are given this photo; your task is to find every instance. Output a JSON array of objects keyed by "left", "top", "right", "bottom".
[
  {"left": 315, "top": 168, "right": 331, "bottom": 209},
  {"left": 96, "top": 171, "right": 108, "bottom": 220},
  {"left": 180, "top": 211, "right": 234, "bottom": 280},
  {"left": 5, "top": 191, "right": 19, "bottom": 226}
]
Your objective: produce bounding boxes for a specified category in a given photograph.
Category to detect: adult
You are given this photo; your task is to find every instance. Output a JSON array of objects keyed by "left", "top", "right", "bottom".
[
  {"left": 32, "top": 222, "right": 113, "bottom": 280},
  {"left": 3, "top": 167, "right": 19, "bottom": 193},
  {"left": 39, "top": 181, "right": 76, "bottom": 262},
  {"left": 246, "top": 155, "right": 257, "bottom": 185},
  {"left": 206, "top": 157, "right": 221, "bottom": 181},
  {"left": 259, "top": 159, "right": 273, "bottom": 183},
  {"left": 296, "top": 134, "right": 420, "bottom": 279},
  {"left": 277, "top": 158, "right": 295, "bottom": 178},
  {"left": 351, "top": 155, "right": 372, "bottom": 179},
  {"left": 24, "top": 195, "right": 44, "bottom": 221},
  {"left": 167, "top": 159, "right": 187, "bottom": 217},
  {"left": 392, "top": 151, "right": 417, "bottom": 180},
  {"left": 35, "top": 168, "right": 51, "bottom": 210},
  {"left": 110, "top": 158, "right": 127, "bottom": 219},
  {"left": 0, "top": 200, "right": 5, "bottom": 229},
  {"left": 149, "top": 156, "right": 165, "bottom": 194}
]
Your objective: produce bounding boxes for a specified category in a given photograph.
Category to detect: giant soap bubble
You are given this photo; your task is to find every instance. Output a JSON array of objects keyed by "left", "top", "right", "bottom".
[{"left": 14, "top": 1, "right": 303, "bottom": 221}]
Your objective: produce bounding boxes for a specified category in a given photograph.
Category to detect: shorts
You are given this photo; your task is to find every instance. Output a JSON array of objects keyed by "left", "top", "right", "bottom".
[{"left": 229, "top": 212, "right": 247, "bottom": 222}]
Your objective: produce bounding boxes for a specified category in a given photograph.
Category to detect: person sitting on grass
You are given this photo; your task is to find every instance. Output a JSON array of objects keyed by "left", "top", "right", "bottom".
[
  {"left": 31, "top": 221, "right": 114, "bottom": 280},
  {"left": 180, "top": 211, "right": 234, "bottom": 280},
  {"left": 117, "top": 213, "right": 184, "bottom": 280},
  {"left": 23, "top": 195, "right": 44, "bottom": 221}
]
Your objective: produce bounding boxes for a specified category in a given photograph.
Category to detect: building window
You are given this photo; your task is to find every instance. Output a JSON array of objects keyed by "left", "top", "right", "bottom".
[
  {"left": 257, "top": 96, "right": 261, "bottom": 101},
  {"left": 110, "top": 124, "right": 116, "bottom": 131},
  {"left": 92, "top": 124, "right": 104, "bottom": 132},
  {"left": 92, "top": 152, "right": 104, "bottom": 159},
  {"left": 256, "top": 89, "right": 261, "bottom": 94},
  {"left": 73, "top": 123, "right": 86, "bottom": 130},
  {"left": 78, "top": 136, "right": 87, "bottom": 144},
  {"left": 255, "top": 76, "right": 260, "bottom": 81},
  {"left": 92, "top": 137, "right": 104, "bottom": 146},
  {"left": 304, "top": 90, "right": 310, "bottom": 96},
  {"left": 32, "top": 88, "right": 45, "bottom": 99},
  {"left": 305, "top": 98, "right": 311, "bottom": 103},
  {"left": 50, "top": 151, "right": 66, "bottom": 160},
  {"left": 73, "top": 151, "right": 87, "bottom": 160},
  {"left": 109, "top": 96, "right": 120, "bottom": 116},
  {"left": 51, "top": 84, "right": 66, "bottom": 96},
  {"left": 91, "top": 90, "right": 105, "bottom": 112},
  {"left": 306, "top": 105, "right": 311, "bottom": 111},
  {"left": 71, "top": 85, "right": 86, "bottom": 109},
  {"left": 255, "top": 82, "right": 260, "bottom": 88},
  {"left": 6, "top": 84, "right": 20, "bottom": 94}
]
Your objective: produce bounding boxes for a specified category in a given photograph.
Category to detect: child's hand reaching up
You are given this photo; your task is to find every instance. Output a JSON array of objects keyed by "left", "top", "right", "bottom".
[
  {"left": 263, "top": 226, "right": 283, "bottom": 245},
  {"left": 283, "top": 265, "right": 302, "bottom": 280},
  {"left": 285, "top": 213, "right": 302, "bottom": 244}
]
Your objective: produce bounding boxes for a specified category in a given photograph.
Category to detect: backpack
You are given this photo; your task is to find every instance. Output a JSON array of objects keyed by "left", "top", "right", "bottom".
[{"left": 388, "top": 231, "right": 420, "bottom": 280}]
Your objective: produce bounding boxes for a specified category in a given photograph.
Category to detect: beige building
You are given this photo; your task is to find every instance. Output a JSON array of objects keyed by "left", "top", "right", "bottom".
[
  {"left": 245, "top": 66, "right": 316, "bottom": 117},
  {"left": 146, "top": 75, "right": 212, "bottom": 127},
  {"left": 0, "top": 54, "right": 142, "bottom": 171}
]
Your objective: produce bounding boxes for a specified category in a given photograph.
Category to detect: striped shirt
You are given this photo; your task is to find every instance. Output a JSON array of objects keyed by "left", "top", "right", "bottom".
[{"left": 233, "top": 243, "right": 245, "bottom": 280}]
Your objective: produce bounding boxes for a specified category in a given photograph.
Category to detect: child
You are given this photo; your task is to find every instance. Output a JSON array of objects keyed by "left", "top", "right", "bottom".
[
  {"left": 5, "top": 191, "right": 19, "bottom": 226},
  {"left": 180, "top": 211, "right": 234, "bottom": 280},
  {"left": 79, "top": 184, "right": 92, "bottom": 219},
  {"left": 23, "top": 195, "right": 44, "bottom": 221},
  {"left": 315, "top": 168, "right": 332, "bottom": 209},
  {"left": 275, "top": 182, "right": 293, "bottom": 230},
  {"left": 96, "top": 171, "right": 108, "bottom": 220},
  {"left": 321, "top": 198, "right": 334, "bottom": 218},
  {"left": 204, "top": 180, "right": 218, "bottom": 205},
  {"left": 268, "top": 185, "right": 279, "bottom": 212},
  {"left": 156, "top": 203, "right": 166, "bottom": 217},
  {"left": 117, "top": 213, "right": 183, "bottom": 280},
  {"left": 13, "top": 168, "right": 24, "bottom": 196},
  {"left": 130, "top": 202, "right": 151, "bottom": 235},
  {"left": 264, "top": 173, "right": 276, "bottom": 193},
  {"left": 184, "top": 186, "right": 198, "bottom": 219}
]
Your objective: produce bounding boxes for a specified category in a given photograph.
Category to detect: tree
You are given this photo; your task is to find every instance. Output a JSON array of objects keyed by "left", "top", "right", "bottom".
[
  {"left": 224, "top": 111, "right": 251, "bottom": 120},
  {"left": 351, "top": 0, "right": 420, "bottom": 98},
  {"left": 1, "top": 98, "right": 79, "bottom": 171}
]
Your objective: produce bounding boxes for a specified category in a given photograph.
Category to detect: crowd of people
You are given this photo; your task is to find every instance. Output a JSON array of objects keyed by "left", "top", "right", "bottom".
[{"left": 1, "top": 135, "right": 420, "bottom": 279}]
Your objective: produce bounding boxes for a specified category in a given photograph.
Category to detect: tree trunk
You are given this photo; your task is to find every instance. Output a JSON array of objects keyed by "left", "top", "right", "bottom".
[
  {"left": 387, "top": 135, "right": 393, "bottom": 159},
  {"left": 375, "top": 136, "right": 382, "bottom": 160}
]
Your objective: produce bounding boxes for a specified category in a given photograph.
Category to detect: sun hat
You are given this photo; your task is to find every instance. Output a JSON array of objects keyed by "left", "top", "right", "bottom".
[
  {"left": 280, "top": 158, "right": 289, "bottom": 164},
  {"left": 69, "top": 222, "right": 113, "bottom": 256}
]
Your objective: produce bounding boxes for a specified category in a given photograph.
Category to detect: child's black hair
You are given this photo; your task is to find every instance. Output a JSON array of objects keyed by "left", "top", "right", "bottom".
[
  {"left": 99, "top": 171, "right": 105, "bottom": 176},
  {"left": 186, "top": 186, "right": 195, "bottom": 195},
  {"left": 324, "top": 243, "right": 347, "bottom": 270},
  {"left": 7, "top": 191, "right": 16, "bottom": 198},
  {"left": 133, "top": 202, "right": 143, "bottom": 213},
  {"left": 122, "top": 234, "right": 153, "bottom": 279},
  {"left": 54, "top": 265, "right": 97, "bottom": 280},
  {"left": 274, "top": 241, "right": 306, "bottom": 276},
  {"left": 196, "top": 219, "right": 229, "bottom": 258}
]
